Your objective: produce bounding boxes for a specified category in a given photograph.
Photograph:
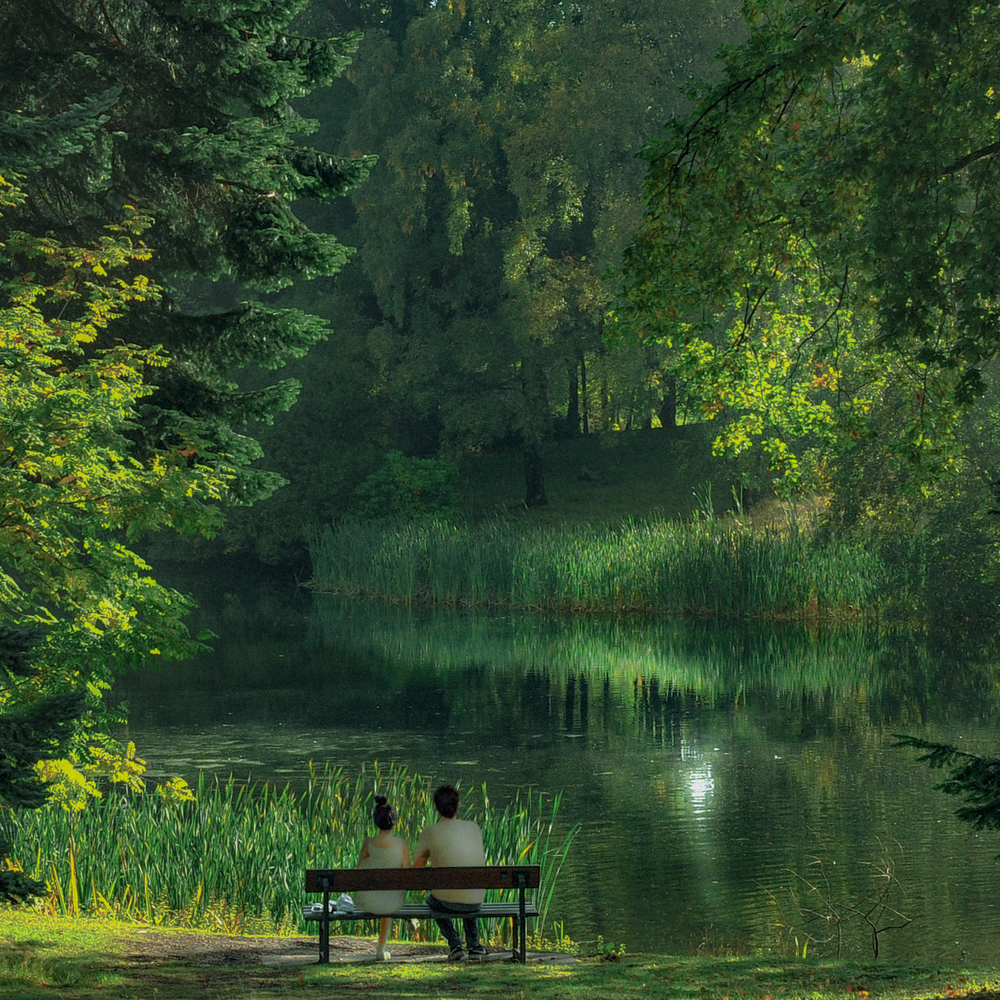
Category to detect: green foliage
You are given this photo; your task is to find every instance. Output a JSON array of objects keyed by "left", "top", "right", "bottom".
[
  {"left": 217, "top": 267, "right": 388, "bottom": 563},
  {"left": 0, "top": 0, "right": 374, "bottom": 507},
  {"left": 6, "top": 763, "right": 577, "bottom": 940},
  {"left": 0, "top": 88, "right": 120, "bottom": 172},
  {"left": 833, "top": 475, "right": 1000, "bottom": 622},
  {"left": 250, "top": 0, "right": 744, "bottom": 531},
  {"left": 0, "top": 177, "right": 226, "bottom": 897},
  {"left": 0, "top": 181, "right": 227, "bottom": 653},
  {"left": 0, "top": 602, "right": 83, "bottom": 905},
  {"left": 0, "top": 625, "right": 82, "bottom": 901},
  {"left": 618, "top": 0, "right": 1000, "bottom": 499},
  {"left": 352, "top": 451, "right": 461, "bottom": 520},
  {"left": 894, "top": 736, "right": 1000, "bottom": 835},
  {"left": 0, "top": 690, "right": 84, "bottom": 817}
]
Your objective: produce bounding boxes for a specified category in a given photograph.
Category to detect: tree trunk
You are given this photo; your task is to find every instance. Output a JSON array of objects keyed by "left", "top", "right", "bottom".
[
  {"left": 520, "top": 358, "right": 549, "bottom": 507},
  {"left": 598, "top": 343, "right": 610, "bottom": 432},
  {"left": 523, "top": 444, "right": 547, "bottom": 507},
  {"left": 581, "top": 353, "right": 589, "bottom": 436},
  {"left": 659, "top": 373, "right": 677, "bottom": 430},
  {"left": 565, "top": 360, "right": 580, "bottom": 436}
]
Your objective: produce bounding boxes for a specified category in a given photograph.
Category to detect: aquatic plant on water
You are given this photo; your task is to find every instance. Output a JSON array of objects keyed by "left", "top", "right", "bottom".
[{"left": 2, "top": 763, "right": 578, "bottom": 941}]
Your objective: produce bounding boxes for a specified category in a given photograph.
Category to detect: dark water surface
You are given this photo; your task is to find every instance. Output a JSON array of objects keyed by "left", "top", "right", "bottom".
[{"left": 116, "top": 566, "right": 1000, "bottom": 961}]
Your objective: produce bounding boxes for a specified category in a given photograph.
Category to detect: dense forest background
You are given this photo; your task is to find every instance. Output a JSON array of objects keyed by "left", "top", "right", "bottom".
[
  {"left": 195, "top": 0, "right": 1000, "bottom": 603},
  {"left": 213, "top": 0, "right": 748, "bottom": 563}
]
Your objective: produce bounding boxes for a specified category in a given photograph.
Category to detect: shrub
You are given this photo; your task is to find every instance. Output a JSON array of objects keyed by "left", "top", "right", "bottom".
[{"left": 352, "top": 451, "right": 462, "bottom": 520}]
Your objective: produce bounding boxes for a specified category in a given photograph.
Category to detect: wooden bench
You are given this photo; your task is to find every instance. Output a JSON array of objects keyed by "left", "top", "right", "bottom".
[{"left": 303, "top": 865, "right": 541, "bottom": 964}]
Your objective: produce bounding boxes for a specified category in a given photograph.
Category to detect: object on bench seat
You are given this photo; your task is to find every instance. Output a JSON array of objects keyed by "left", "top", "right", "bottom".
[{"left": 304, "top": 865, "right": 541, "bottom": 964}]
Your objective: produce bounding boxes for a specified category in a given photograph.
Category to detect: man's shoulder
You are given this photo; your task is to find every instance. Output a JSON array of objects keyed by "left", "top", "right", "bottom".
[
  {"left": 451, "top": 819, "right": 484, "bottom": 842},
  {"left": 416, "top": 819, "right": 480, "bottom": 837}
]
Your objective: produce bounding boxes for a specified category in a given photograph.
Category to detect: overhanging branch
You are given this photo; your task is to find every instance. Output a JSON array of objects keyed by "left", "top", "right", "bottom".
[{"left": 942, "top": 140, "right": 1000, "bottom": 176}]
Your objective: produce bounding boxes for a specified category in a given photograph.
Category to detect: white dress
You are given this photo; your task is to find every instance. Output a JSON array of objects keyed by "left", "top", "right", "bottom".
[{"left": 354, "top": 837, "right": 407, "bottom": 915}]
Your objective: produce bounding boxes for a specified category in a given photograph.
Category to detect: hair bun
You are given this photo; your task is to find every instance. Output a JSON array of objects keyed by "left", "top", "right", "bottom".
[{"left": 374, "top": 794, "right": 388, "bottom": 806}]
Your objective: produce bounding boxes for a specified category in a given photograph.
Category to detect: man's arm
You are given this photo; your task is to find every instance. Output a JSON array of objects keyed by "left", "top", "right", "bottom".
[{"left": 412, "top": 827, "right": 430, "bottom": 868}]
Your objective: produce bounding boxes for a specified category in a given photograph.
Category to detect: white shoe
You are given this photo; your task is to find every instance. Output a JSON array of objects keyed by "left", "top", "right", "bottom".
[{"left": 375, "top": 949, "right": 391, "bottom": 961}]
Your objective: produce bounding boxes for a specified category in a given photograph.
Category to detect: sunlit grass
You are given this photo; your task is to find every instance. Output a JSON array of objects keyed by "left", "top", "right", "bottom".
[
  {"left": 1, "top": 911, "right": 998, "bottom": 1000},
  {"left": 4, "top": 763, "right": 576, "bottom": 940},
  {"left": 308, "top": 516, "right": 891, "bottom": 620}
]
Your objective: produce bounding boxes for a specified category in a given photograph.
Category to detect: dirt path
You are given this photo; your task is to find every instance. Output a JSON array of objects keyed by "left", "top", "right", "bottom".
[{"left": 118, "top": 929, "right": 541, "bottom": 967}]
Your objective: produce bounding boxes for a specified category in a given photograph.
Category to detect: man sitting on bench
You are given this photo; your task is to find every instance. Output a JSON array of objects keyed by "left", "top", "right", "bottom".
[{"left": 413, "top": 784, "right": 487, "bottom": 962}]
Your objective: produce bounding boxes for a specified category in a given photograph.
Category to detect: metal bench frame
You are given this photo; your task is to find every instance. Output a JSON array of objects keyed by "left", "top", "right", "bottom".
[{"left": 304, "top": 865, "right": 541, "bottom": 964}]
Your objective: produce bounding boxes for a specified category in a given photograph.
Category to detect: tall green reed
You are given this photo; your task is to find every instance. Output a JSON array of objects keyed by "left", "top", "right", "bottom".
[
  {"left": 308, "top": 516, "right": 887, "bottom": 620},
  {"left": 4, "top": 763, "right": 578, "bottom": 940}
]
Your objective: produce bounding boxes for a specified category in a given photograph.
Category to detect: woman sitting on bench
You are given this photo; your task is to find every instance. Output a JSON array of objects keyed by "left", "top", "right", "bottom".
[{"left": 355, "top": 794, "right": 410, "bottom": 961}]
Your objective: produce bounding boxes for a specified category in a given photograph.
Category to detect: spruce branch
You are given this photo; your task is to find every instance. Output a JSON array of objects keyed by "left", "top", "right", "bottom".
[{"left": 894, "top": 735, "right": 1000, "bottom": 832}]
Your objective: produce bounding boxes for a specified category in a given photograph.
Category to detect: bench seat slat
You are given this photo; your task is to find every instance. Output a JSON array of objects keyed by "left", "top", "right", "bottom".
[{"left": 302, "top": 901, "right": 540, "bottom": 921}]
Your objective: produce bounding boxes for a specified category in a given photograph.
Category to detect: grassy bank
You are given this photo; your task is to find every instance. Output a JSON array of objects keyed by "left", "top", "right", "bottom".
[
  {"left": 3, "top": 764, "right": 575, "bottom": 940},
  {"left": 309, "top": 516, "right": 890, "bottom": 620},
  {"left": 1, "top": 912, "right": 998, "bottom": 1000}
]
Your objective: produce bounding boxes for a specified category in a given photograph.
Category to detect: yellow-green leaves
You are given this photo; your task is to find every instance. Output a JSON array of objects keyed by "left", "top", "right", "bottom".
[
  {"left": 618, "top": 0, "right": 997, "bottom": 498},
  {"left": 0, "top": 178, "right": 227, "bottom": 745},
  {"left": 33, "top": 760, "right": 102, "bottom": 813}
]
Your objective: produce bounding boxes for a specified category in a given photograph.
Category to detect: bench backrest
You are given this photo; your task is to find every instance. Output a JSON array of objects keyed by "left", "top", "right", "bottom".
[{"left": 305, "top": 865, "right": 540, "bottom": 894}]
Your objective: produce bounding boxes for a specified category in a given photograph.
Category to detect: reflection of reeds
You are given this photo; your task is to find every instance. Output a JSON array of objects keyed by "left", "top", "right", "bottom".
[
  {"left": 8, "top": 763, "right": 578, "bottom": 939},
  {"left": 309, "top": 598, "right": 883, "bottom": 700},
  {"left": 308, "top": 518, "right": 885, "bottom": 620}
]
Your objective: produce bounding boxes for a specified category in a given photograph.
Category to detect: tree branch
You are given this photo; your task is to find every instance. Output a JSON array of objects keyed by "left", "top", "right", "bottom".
[{"left": 941, "top": 140, "right": 1000, "bottom": 177}]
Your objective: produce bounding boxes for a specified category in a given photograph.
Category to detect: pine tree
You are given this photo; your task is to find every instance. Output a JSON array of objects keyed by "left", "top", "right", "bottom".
[
  {"left": 0, "top": 0, "right": 375, "bottom": 505},
  {"left": 895, "top": 736, "right": 1000, "bottom": 833}
]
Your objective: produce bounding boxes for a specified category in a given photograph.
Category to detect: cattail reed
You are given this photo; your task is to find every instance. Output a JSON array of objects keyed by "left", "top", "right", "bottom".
[
  {"left": 308, "top": 517, "right": 886, "bottom": 620},
  {"left": 7, "top": 763, "right": 578, "bottom": 940}
]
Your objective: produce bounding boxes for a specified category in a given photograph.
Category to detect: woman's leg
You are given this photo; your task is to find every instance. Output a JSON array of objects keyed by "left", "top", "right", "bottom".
[{"left": 375, "top": 918, "right": 391, "bottom": 959}]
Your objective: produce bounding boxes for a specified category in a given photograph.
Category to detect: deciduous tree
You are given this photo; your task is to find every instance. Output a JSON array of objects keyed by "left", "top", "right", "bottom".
[
  {"left": 267, "top": 0, "right": 741, "bottom": 516},
  {"left": 618, "top": 0, "right": 1000, "bottom": 496},
  {"left": 1, "top": 174, "right": 223, "bottom": 889}
]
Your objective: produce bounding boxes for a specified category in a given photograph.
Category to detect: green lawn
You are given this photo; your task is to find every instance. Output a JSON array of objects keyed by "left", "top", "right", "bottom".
[{"left": 1, "top": 912, "right": 997, "bottom": 1000}]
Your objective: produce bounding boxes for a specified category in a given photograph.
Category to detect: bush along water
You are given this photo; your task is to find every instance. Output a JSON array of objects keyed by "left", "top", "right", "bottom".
[
  {"left": 308, "top": 516, "right": 889, "bottom": 620},
  {"left": 3, "top": 763, "right": 578, "bottom": 941}
]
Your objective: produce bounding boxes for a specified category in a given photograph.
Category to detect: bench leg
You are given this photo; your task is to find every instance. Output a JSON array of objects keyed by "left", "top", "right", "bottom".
[
  {"left": 510, "top": 914, "right": 519, "bottom": 962},
  {"left": 518, "top": 887, "right": 527, "bottom": 964},
  {"left": 320, "top": 890, "right": 330, "bottom": 964}
]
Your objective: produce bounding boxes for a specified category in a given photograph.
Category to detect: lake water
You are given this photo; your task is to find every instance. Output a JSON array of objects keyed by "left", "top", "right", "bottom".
[{"left": 115, "top": 566, "right": 1000, "bottom": 962}]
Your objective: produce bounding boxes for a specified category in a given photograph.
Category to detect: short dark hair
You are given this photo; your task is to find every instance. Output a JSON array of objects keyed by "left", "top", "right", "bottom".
[
  {"left": 433, "top": 784, "right": 459, "bottom": 818},
  {"left": 373, "top": 794, "right": 397, "bottom": 830}
]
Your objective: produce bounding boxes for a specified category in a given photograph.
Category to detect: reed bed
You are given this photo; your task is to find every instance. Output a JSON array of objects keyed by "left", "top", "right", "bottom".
[
  {"left": 3, "top": 763, "right": 578, "bottom": 941},
  {"left": 308, "top": 517, "right": 887, "bottom": 620}
]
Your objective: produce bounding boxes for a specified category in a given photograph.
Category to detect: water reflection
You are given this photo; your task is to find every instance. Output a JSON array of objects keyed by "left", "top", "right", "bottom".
[{"left": 115, "top": 572, "right": 1000, "bottom": 961}]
